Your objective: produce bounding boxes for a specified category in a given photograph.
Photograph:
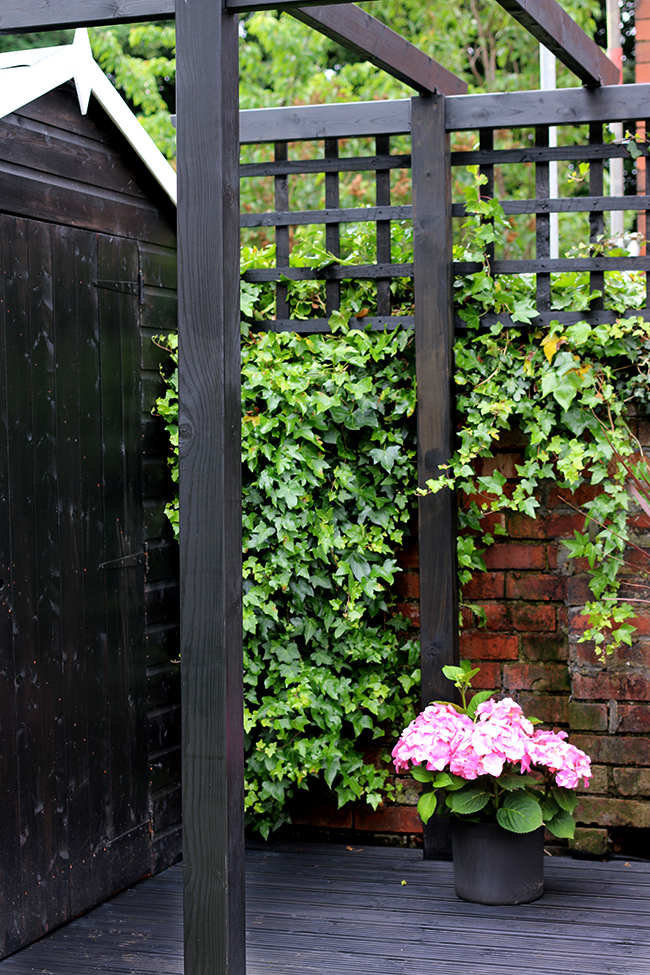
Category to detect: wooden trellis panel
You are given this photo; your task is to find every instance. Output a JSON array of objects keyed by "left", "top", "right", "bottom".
[{"left": 447, "top": 84, "right": 650, "bottom": 330}]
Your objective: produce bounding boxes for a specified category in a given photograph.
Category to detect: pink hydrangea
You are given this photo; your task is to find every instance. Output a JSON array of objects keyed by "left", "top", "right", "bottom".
[{"left": 392, "top": 696, "right": 591, "bottom": 789}]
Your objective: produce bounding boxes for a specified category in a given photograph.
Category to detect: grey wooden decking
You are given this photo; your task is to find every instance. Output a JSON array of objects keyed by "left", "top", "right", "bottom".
[{"left": 2, "top": 843, "right": 649, "bottom": 975}]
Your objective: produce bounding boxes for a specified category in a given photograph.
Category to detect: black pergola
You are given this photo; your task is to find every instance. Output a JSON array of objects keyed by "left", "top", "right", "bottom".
[{"left": 0, "top": 2, "right": 618, "bottom": 973}]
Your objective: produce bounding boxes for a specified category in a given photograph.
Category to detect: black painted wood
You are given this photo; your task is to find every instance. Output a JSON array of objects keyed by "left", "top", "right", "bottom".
[
  {"left": 456, "top": 309, "right": 650, "bottom": 330},
  {"left": 274, "top": 143, "right": 290, "bottom": 319},
  {"left": 240, "top": 204, "right": 412, "bottom": 227},
  {"left": 243, "top": 262, "right": 413, "bottom": 282},
  {"left": 324, "top": 139, "right": 341, "bottom": 315},
  {"left": 494, "top": 0, "right": 619, "bottom": 87},
  {"left": 454, "top": 257, "right": 650, "bottom": 274},
  {"left": 290, "top": 4, "right": 467, "bottom": 96},
  {"left": 411, "top": 95, "right": 458, "bottom": 862},
  {"left": 535, "top": 125, "right": 551, "bottom": 312},
  {"left": 375, "top": 135, "right": 391, "bottom": 316},
  {"left": 175, "top": 1, "right": 245, "bottom": 973},
  {"left": 452, "top": 143, "right": 642, "bottom": 166},
  {"left": 251, "top": 315, "right": 413, "bottom": 333},
  {"left": 589, "top": 122, "right": 605, "bottom": 313},
  {"left": 453, "top": 196, "right": 650, "bottom": 215},
  {"left": 241, "top": 154, "right": 411, "bottom": 177},
  {"left": 0, "top": 0, "right": 175, "bottom": 31},
  {"left": 3, "top": 846, "right": 649, "bottom": 975},
  {"left": 446, "top": 84, "right": 650, "bottom": 131},
  {"left": 239, "top": 100, "right": 411, "bottom": 144}
]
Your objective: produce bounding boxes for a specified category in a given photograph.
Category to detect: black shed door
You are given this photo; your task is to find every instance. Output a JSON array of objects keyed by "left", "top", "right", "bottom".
[{"left": 0, "top": 216, "right": 149, "bottom": 957}]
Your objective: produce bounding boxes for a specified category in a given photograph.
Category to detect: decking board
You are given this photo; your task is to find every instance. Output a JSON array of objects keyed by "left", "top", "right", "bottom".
[{"left": 2, "top": 844, "right": 648, "bottom": 975}]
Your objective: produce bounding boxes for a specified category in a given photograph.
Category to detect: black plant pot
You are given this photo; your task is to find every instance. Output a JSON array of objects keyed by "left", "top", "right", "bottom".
[{"left": 451, "top": 820, "right": 545, "bottom": 905}]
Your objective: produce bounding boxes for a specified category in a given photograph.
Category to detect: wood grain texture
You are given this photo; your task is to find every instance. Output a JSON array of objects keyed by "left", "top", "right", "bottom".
[
  {"left": 446, "top": 84, "right": 650, "bottom": 131},
  {"left": 175, "top": 0, "right": 245, "bottom": 971},
  {"left": 240, "top": 99, "right": 410, "bottom": 144},
  {"left": 290, "top": 4, "right": 467, "bottom": 96},
  {"left": 411, "top": 95, "right": 458, "bottom": 861},
  {"left": 3, "top": 848, "right": 650, "bottom": 975},
  {"left": 0, "top": 0, "right": 174, "bottom": 31},
  {"left": 494, "top": 0, "right": 619, "bottom": 86}
]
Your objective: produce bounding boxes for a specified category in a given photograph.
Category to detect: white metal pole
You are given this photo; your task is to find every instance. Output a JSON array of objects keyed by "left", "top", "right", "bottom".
[{"left": 539, "top": 44, "right": 558, "bottom": 259}]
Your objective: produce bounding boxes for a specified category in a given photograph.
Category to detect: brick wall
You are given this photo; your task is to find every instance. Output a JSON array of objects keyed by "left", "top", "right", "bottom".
[{"left": 286, "top": 423, "right": 650, "bottom": 857}]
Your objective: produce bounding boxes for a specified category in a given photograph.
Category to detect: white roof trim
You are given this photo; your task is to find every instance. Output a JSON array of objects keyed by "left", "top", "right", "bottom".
[{"left": 0, "top": 29, "right": 177, "bottom": 206}]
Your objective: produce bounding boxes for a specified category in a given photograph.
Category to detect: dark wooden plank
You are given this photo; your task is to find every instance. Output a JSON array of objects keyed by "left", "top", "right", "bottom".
[
  {"left": 589, "top": 121, "right": 605, "bottom": 312},
  {"left": 147, "top": 662, "right": 181, "bottom": 709},
  {"left": 375, "top": 135, "right": 391, "bottom": 316},
  {"left": 251, "top": 315, "right": 413, "bottom": 332},
  {"left": 144, "top": 498, "right": 175, "bottom": 541},
  {"left": 240, "top": 154, "right": 411, "bottom": 177},
  {"left": 535, "top": 126, "right": 551, "bottom": 311},
  {"left": 274, "top": 143, "right": 290, "bottom": 319},
  {"left": 140, "top": 245, "right": 177, "bottom": 290},
  {"left": 456, "top": 309, "right": 650, "bottom": 330},
  {"left": 0, "top": 114, "right": 150, "bottom": 200},
  {"left": 0, "top": 0, "right": 175, "bottom": 31},
  {"left": 452, "top": 144, "right": 638, "bottom": 166},
  {"left": 240, "top": 203, "right": 412, "bottom": 227},
  {"left": 445, "top": 83, "right": 650, "bottom": 131},
  {"left": 290, "top": 4, "right": 467, "bottom": 96},
  {"left": 0, "top": 167, "right": 175, "bottom": 247},
  {"left": 324, "top": 138, "right": 341, "bottom": 315},
  {"left": 3, "top": 851, "right": 650, "bottom": 975},
  {"left": 453, "top": 195, "right": 650, "bottom": 215},
  {"left": 97, "top": 235, "right": 149, "bottom": 871},
  {"left": 454, "top": 256, "right": 650, "bottom": 274},
  {"left": 242, "top": 262, "right": 413, "bottom": 281},
  {"left": 146, "top": 625, "right": 180, "bottom": 669},
  {"left": 240, "top": 99, "right": 411, "bottom": 144},
  {"left": 0, "top": 216, "right": 28, "bottom": 958},
  {"left": 27, "top": 219, "right": 70, "bottom": 936},
  {"left": 479, "top": 128, "right": 495, "bottom": 266},
  {"left": 494, "top": 0, "right": 619, "bottom": 87},
  {"left": 52, "top": 223, "right": 92, "bottom": 917},
  {"left": 411, "top": 95, "right": 458, "bottom": 861},
  {"left": 176, "top": 0, "right": 246, "bottom": 968},
  {"left": 145, "top": 540, "right": 179, "bottom": 583}
]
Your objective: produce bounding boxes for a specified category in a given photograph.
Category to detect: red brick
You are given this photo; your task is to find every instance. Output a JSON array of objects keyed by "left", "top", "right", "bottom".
[
  {"left": 354, "top": 804, "right": 422, "bottom": 833},
  {"left": 480, "top": 602, "right": 556, "bottom": 632},
  {"left": 618, "top": 704, "right": 650, "bottom": 733},
  {"left": 462, "top": 572, "right": 505, "bottom": 600},
  {"left": 291, "top": 801, "right": 353, "bottom": 829},
  {"left": 570, "top": 828, "right": 609, "bottom": 856},
  {"left": 570, "top": 611, "right": 650, "bottom": 639},
  {"left": 477, "top": 453, "right": 523, "bottom": 479},
  {"left": 573, "top": 639, "right": 650, "bottom": 668},
  {"left": 612, "top": 768, "right": 650, "bottom": 796},
  {"left": 395, "top": 603, "right": 419, "bottom": 626},
  {"left": 571, "top": 734, "right": 650, "bottom": 765},
  {"left": 572, "top": 673, "right": 650, "bottom": 702},
  {"left": 568, "top": 702, "right": 608, "bottom": 731},
  {"left": 576, "top": 796, "right": 650, "bottom": 828},
  {"left": 483, "top": 543, "right": 545, "bottom": 570},
  {"left": 508, "top": 514, "right": 545, "bottom": 539},
  {"left": 521, "top": 633, "right": 568, "bottom": 662},
  {"left": 636, "top": 62, "right": 650, "bottom": 84},
  {"left": 506, "top": 572, "right": 566, "bottom": 602},
  {"left": 635, "top": 417, "right": 650, "bottom": 446},
  {"left": 566, "top": 576, "right": 592, "bottom": 605},
  {"left": 460, "top": 606, "right": 474, "bottom": 629},
  {"left": 518, "top": 692, "right": 569, "bottom": 725},
  {"left": 477, "top": 511, "right": 506, "bottom": 534},
  {"left": 503, "top": 663, "right": 570, "bottom": 692},
  {"left": 629, "top": 511, "right": 650, "bottom": 530},
  {"left": 396, "top": 541, "right": 419, "bottom": 569},
  {"left": 636, "top": 16, "right": 650, "bottom": 42},
  {"left": 394, "top": 573, "right": 419, "bottom": 598},
  {"left": 545, "top": 512, "right": 587, "bottom": 538},
  {"left": 547, "top": 484, "right": 601, "bottom": 509},
  {"left": 460, "top": 632, "right": 519, "bottom": 660},
  {"left": 468, "top": 660, "right": 501, "bottom": 690}
]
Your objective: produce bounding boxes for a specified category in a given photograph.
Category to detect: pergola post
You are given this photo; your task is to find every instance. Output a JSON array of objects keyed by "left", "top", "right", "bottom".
[
  {"left": 411, "top": 94, "right": 459, "bottom": 860},
  {"left": 176, "top": 2, "right": 246, "bottom": 973}
]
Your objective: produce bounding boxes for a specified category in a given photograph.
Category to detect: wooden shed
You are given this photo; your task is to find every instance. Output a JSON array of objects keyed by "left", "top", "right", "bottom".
[{"left": 0, "top": 35, "right": 181, "bottom": 958}]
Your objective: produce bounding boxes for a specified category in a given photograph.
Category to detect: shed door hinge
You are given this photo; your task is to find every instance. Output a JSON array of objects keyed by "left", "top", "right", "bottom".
[
  {"left": 93, "top": 271, "right": 145, "bottom": 304},
  {"left": 98, "top": 552, "right": 145, "bottom": 570}
]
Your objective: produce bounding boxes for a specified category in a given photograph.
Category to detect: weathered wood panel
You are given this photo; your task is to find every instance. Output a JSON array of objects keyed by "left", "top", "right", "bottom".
[{"left": 240, "top": 99, "right": 411, "bottom": 144}]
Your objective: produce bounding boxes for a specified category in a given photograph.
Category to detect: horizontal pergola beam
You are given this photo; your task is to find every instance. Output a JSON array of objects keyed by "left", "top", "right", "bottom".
[
  {"left": 494, "top": 0, "right": 619, "bottom": 87},
  {"left": 0, "top": 0, "right": 175, "bottom": 32},
  {"left": 290, "top": 5, "right": 467, "bottom": 95}
]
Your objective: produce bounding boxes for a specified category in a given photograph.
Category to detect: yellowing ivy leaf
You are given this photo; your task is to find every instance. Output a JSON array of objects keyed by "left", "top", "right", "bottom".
[{"left": 541, "top": 334, "right": 566, "bottom": 363}]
